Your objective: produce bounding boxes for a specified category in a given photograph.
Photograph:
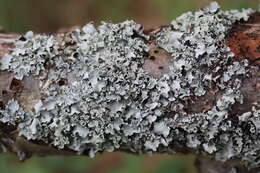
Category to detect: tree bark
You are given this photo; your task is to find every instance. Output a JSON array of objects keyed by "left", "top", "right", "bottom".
[{"left": 0, "top": 4, "right": 259, "bottom": 173}]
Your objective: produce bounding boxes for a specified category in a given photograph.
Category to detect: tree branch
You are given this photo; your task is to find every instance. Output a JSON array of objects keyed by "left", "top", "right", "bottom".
[{"left": 0, "top": 2, "right": 259, "bottom": 172}]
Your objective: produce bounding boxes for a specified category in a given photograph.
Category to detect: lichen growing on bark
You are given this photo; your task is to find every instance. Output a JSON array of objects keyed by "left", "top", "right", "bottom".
[{"left": 0, "top": 2, "right": 259, "bottom": 168}]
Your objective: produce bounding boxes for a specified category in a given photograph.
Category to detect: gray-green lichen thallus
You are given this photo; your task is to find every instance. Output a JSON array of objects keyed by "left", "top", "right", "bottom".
[{"left": 0, "top": 2, "right": 259, "bottom": 168}]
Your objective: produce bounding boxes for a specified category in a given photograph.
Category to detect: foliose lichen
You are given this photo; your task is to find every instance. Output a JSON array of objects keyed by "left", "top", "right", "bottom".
[{"left": 0, "top": 1, "right": 259, "bottom": 168}]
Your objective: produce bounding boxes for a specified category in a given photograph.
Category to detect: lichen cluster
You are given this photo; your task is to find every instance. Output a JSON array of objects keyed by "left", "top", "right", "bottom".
[{"left": 0, "top": 2, "right": 259, "bottom": 168}]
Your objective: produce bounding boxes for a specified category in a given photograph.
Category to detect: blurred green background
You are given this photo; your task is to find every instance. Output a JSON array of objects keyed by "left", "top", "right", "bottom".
[
  {"left": 0, "top": 0, "right": 258, "bottom": 33},
  {"left": 0, "top": 0, "right": 258, "bottom": 173}
]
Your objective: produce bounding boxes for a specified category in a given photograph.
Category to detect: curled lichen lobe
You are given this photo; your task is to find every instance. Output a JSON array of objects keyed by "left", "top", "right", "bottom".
[{"left": 0, "top": 2, "right": 259, "bottom": 168}]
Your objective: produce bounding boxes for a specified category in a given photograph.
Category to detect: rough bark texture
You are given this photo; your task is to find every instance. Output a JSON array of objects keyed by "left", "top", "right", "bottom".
[
  {"left": 0, "top": 3, "right": 259, "bottom": 173},
  {"left": 195, "top": 156, "right": 260, "bottom": 173}
]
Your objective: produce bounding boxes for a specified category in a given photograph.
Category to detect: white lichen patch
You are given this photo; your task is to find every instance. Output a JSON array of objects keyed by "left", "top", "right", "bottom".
[
  {"left": 0, "top": 2, "right": 259, "bottom": 168},
  {"left": 0, "top": 33, "right": 58, "bottom": 80},
  {"left": 0, "top": 99, "right": 25, "bottom": 124}
]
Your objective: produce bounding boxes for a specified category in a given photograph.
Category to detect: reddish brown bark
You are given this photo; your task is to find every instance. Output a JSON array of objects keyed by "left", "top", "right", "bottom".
[
  {"left": 0, "top": 33, "right": 19, "bottom": 58},
  {"left": 227, "top": 12, "right": 260, "bottom": 65}
]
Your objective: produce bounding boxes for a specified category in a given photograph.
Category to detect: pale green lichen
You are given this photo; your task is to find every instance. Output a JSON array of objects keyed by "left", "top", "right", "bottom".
[{"left": 0, "top": 2, "right": 259, "bottom": 168}]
